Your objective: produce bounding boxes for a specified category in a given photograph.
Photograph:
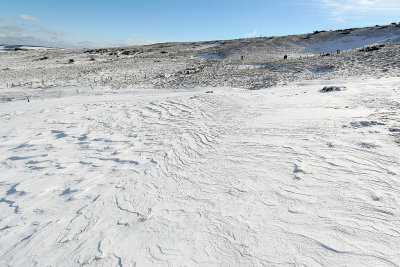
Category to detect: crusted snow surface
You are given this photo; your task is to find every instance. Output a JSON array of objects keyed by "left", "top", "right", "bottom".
[{"left": 1, "top": 76, "right": 400, "bottom": 266}]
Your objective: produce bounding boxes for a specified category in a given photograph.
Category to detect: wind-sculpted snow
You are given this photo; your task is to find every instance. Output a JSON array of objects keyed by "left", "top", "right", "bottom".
[{"left": 1, "top": 77, "right": 400, "bottom": 265}]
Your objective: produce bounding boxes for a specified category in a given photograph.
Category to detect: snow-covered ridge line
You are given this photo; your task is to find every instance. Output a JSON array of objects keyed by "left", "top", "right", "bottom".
[
  {"left": 80, "top": 22, "right": 400, "bottom": 52},
  {"left": 0, "top": 23, "right": 400, "bottom": 91},
  {"left": 0, "top": 45, "right": 55, "bottom": 52}
]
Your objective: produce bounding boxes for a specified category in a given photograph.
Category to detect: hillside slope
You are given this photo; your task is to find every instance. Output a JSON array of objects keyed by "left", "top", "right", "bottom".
[{"left": 0, "top": 23, "right": 399, "bottom": 91}]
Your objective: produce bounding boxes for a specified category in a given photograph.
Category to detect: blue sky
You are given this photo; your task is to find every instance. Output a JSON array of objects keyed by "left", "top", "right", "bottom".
[{"left": 1, "top": 0, "right": 399, "bottom": 48}]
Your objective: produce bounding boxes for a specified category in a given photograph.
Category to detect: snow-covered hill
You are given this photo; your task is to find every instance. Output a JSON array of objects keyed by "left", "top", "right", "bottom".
[
  {"left": 1, "top": 24, "right": 399, "bottom": 91},
  {"left": 0, "top": 45, "right": 54, "bottom": 52},
  {"left": 1, "top": 23, "right": 400, "bottom": 266},
  {"left": 299, "top": 25, "right": 400, "bottom": 54}
]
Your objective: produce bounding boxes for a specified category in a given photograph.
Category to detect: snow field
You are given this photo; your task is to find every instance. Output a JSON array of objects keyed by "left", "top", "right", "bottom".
[{"left": 0, "top": 77, "right": 399, "bottom": 265}]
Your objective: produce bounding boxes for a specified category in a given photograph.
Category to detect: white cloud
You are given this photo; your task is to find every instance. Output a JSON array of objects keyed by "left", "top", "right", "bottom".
[
  {"left": 245, "top": 29, "right": 258, "bottom": 37},
  {"left": 36, "top": 27, "right": 65, "bottom": 41},
  {"left": 77, "top": 40, "right": 105, "bottom": 48},
  {"left": 0, "top": 17, "right": 13, "bottom": 23},
  {"left": 19, "top": 14, "right": 38, "bottom": 21},
  {"left": 0, "top": 25, "right": 75, "bottom": 48},
  {"left": 0, "top": 25, "right": 25, "bottom": 36},
  {"left": 319, "top": 0, "right": 400, "bottom": 21},
  {"left": 114, "top": 34, "right": 155, "bottom": 47},
  {"left": 0, "top": 25, "right": 155, "bottom": 49}
]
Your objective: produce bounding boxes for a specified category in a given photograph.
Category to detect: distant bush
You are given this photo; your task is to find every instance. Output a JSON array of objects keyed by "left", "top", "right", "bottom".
[
  {"left": 359, "top": 44, "right": 385, "bottom": 52},
  {"left": 85, "top": 49, "right": 108, "bottom": 54},
  {"left": 340, "top": 29, "right": 354, "bottom": 35},
  {"left": 321, "top": 86, "right": 346, "bottom": 92}
]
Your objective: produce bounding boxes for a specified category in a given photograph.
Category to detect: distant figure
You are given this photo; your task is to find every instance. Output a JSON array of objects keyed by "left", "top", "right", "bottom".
[
  {"left": 337, "top": 49, "right": 341, "bottom": 54},
  {"left": 241, "top": 55, "right": 244, "bottom": 60},
  {"left": 284, "top": 55, "right": 288, "bottom": 60}
]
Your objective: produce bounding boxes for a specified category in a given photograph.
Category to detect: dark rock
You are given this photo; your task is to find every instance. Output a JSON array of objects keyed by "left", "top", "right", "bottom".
[
  {"left": 359, "top": 44, "right": 385, "bottom": 52},
  {"left": 321, "top": 86, "right": 346, "bottom": 92}
]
